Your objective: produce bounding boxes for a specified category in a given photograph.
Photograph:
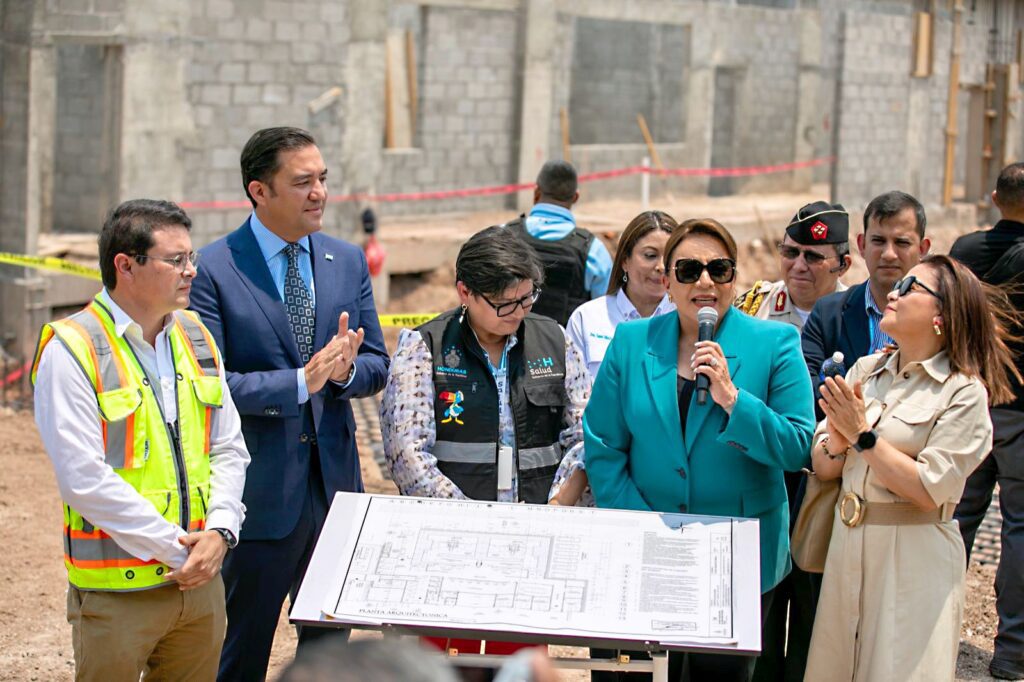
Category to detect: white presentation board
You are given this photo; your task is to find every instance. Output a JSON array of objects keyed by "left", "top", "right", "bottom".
[{"left": 292, "top": 493, "right": 762, "bottom": 654}]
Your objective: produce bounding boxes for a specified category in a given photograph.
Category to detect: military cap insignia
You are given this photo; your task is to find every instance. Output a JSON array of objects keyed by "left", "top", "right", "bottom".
[{"left": 810, "top": 220, "right": 828, "bottom": 240}]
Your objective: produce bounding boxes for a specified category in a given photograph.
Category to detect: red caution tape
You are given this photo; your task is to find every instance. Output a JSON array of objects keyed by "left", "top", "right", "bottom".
[{"left": 178, "top": 157, "right": 834, "bottom": 211}]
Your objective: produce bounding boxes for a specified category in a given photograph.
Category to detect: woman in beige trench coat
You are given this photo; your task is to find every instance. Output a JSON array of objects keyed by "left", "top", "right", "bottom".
[{"left": 803, "top": 255, "right": 1021, "bottom": 682}]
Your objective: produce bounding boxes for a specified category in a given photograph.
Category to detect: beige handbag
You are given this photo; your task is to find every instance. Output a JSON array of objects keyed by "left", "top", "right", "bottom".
[{"left": 790, "top": 469, "right": 841, "bottom": 573}]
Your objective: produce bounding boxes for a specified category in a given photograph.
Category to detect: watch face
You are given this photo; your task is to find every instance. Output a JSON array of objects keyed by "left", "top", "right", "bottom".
[{"left": 856, "top": 430, "right": 877, "bottom": 451}]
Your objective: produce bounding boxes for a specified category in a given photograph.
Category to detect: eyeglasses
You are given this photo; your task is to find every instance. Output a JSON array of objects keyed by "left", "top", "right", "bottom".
[
  {"left": 131, "top": 251, "right": 200, "bottom": 273},
  {"left": 480, "top": 288, "right": 542, "bottom": 317},
  {"left": 673, "top": 258, "right": 736, "bottom": 284},
  {"left": 776, "top": 243, "right": 834, "bottom": 266},
  {"left": 892, "top": 275, "right": 942, "bottom": 301}
]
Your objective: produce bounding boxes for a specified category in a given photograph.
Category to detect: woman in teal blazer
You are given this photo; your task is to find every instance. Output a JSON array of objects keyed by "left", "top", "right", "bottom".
[{"left": 584, "top": 218, "right": 815, "bottom": 681}]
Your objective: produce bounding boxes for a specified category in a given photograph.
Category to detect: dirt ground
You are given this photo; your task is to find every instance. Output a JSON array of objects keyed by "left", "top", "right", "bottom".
[{"left": 0, "top": 194, "right": 1005, "bottom": 681}]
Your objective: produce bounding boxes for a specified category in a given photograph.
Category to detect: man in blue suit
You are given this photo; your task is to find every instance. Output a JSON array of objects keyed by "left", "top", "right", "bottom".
[
  {"left": 802, "top": 190, "right": 930, "bottom": 416},
  {"left": 190, "top": 127, "right": 389, "bottom": 681}
]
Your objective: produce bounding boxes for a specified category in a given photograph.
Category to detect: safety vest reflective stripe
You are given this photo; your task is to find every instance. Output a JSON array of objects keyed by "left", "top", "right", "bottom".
[
  {"left": 433, "top": 441, "right": 561, "bottom": 470},
  {"left": 174, "top": 312, "right": 219, "bottom": 378}
]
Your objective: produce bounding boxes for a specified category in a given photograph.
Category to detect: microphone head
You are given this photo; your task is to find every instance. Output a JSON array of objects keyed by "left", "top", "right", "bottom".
[{"left": 697, "top": 306, "right": 719, "bottom": 326}]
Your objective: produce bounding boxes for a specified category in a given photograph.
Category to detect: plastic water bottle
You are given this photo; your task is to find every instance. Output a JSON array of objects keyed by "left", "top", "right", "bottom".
[{"left": 821, "top": 351, "right": 846, "bottom": 382}]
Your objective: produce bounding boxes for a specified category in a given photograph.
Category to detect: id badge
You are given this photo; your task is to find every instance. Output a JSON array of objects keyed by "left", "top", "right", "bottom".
[{"left": 497, "top": 445, "right": 514, "bottom": 490}]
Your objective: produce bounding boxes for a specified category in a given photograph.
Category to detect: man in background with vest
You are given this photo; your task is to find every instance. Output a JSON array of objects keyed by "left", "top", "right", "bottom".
[
  {"left": 506, "top": 160, "right": 613, "bottom": 325},
  {"left": 32, "top": 199, "right": 250, "bottom": 681},
  {"left": 949, "top": 163, "right": 1024, "bottom": 680}
]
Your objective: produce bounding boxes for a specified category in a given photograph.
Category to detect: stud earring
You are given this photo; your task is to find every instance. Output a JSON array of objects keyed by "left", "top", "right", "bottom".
[{"left": 459, "top": 304, "right": 468, "bottom": 324}]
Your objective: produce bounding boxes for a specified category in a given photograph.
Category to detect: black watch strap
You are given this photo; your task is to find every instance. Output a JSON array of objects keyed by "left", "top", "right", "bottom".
[{"left": 212, "top": 527, "right": 238, "bottom": 549}]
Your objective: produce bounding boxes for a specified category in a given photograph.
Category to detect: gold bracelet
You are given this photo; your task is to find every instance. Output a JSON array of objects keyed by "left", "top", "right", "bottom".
[{"left": 821, "top": 435, "right": 847, "bottom": 461}]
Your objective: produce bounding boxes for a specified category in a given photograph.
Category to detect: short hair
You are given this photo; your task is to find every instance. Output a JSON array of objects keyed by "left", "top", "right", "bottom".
[
  {"left": 995, "top": 162, "right": 1024, "bottom": 212},
  {"left": 862, "top": 190, "right": 926, "bottom": 238},
  {"left": 240, "top": 127, "right": 317, "bottom": 208},
  {"left": 456, "top": 225, "right": 544, "bottom": 296},
  {"left": 98, "top": 199, "right": 191, "bottom": 289},
  {"left": 277, "top": 638, "right": 458, "bottom": 682},
  {"left": 608, "top": 210, "right": 678, "bottom": 295},
  {"left": 663, "top": 218, "right": 738, "bottom": 272},
  {"left": 535, "top": 160, "right": 578, "bottom": 203}
]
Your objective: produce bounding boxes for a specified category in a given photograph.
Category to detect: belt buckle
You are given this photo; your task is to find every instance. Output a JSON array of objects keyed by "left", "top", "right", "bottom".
[{"left": 839, "top": 492, "right": 865, "bottom": 528}]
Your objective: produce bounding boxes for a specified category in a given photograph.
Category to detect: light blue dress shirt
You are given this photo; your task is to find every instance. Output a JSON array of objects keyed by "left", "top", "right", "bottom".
[
  {"left": 248, "top": 212, "right": 355, "bottom": 403},
  {"left": 864, "top": 284, "right": 894, "bottom": 353},
  {"left": 525, "top": 203, "right": 614, "bottom": 298}
]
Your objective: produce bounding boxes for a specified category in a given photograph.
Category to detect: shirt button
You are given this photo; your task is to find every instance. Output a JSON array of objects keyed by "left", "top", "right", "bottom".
[
  {"left": 678, "top": 504, "right": 688, "bottom": 513},
  {"left": 676, "top": 467, "right": 687, "bottom": 479},
  {"left": 903, "top": 372, "right": 910, "bottom": 379}
]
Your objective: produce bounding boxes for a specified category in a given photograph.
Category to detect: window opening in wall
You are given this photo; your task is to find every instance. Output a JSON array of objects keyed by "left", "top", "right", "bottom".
[{"left": 52, "top": 43, "right": 122, "bottom": 233}]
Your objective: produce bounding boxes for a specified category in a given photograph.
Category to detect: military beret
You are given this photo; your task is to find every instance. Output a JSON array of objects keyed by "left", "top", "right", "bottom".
[{"left": 785, "top": 201, "right": 849, "bottom": 245}]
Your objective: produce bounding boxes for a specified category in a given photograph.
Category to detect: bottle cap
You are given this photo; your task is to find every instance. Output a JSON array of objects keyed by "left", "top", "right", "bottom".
[{"left": 831, "top": 351, "right": 844, "bottom": 363}]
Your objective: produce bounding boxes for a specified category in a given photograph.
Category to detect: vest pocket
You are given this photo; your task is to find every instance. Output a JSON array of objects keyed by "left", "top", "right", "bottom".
[
  {"left": 96, "top": 387, "right": 146, "bottom": 469},
  {"left": 524, "top": 382, "right": 568, "bottom": 408},
  {"left": 190, "top": 376, "right": 224, "bottom": 408}
]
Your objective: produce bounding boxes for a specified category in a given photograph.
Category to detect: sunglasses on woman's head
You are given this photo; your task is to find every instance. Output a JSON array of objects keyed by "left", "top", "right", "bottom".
[
  {"left": 892, "top": 275, "right": 942, "bottom": 301},
  {"left": 673, "top": 258, "right": 737, "bottom": 284}
]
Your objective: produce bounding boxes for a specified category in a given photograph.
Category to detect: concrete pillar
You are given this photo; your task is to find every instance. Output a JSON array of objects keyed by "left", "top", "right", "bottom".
[
  {"left": 792, "top": 10, "right": 823, "bottom": 192},
  {"left": 515, "top": 0, "right": 556, "bottom": 211},
  {"left": 339, "top": 0, "right": 388, "bottom": 242},
  {"left": 683, "top": 17, "right": 714, "bottom": 197}
]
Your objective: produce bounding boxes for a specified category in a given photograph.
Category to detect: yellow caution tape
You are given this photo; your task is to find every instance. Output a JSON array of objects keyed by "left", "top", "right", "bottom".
[
  {"left": 0, "top": 252, "right": 102, "bottom": 281},
  {"left": 377, "top": 313, "right": 439, "bottom": 328},
  {"left": 0, "top": 251, "right": 438, "bottom": 327}
]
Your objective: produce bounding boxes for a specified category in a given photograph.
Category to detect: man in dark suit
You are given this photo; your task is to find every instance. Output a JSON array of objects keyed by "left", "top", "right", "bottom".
[
  {"left": 949, "top": 163, "right": 1024, "bottom": 680},
  {"left": 802, "top": 190, "right": 931, "bottom": 411},
  {"left": 190, "top": 127, "right": 389, "bottom": 681}
]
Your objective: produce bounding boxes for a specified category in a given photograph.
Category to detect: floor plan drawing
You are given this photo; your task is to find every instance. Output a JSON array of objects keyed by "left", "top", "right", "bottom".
[{"left": 322, "top": 496, "right": 742, "bottom": 645}]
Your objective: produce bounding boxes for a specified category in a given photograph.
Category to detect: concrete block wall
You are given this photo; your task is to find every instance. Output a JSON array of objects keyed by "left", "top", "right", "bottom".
[
  {"left": 53, "top": 45, "right": 111, "bottom": 233},
  {"left": 180, "top": 0, "right": 351, "bottom": 245},
  {"left": 377, "top": 5, "right": 520, "bottom": 216}
]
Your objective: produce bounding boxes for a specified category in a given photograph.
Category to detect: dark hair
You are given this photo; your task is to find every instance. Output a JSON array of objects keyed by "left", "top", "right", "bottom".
[
  {"left": 535, "top": 160, "right": 578, "bottom": 203},
  {"left": 278, "top": 639, "right": 458, "bottom": 682},
  {"left": 240, "top": 127, "right": 317, "bottom": 208},
  {"left": 863, "top": 190, "right": 926, "bottom": 238},
  {"left": 98, "top": 199, "right": 191, "bottom": 289},
  {"left": 663, "top": 218, "right": 739, "bottom": 271},
  {"left": 608, "top": 210, "right": 678, "bottom": 295},
  {"left": 922, "top": 254, "right": 1023, "bottom": 406},
  {"left": 456, "top": 225, "right": 544, "bottom": 296},
  {"left": 995, "top": 162, "right": 1024, "bottom": 213}
]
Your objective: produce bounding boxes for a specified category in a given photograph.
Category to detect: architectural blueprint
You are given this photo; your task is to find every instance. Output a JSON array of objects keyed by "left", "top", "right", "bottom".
[{"left": 321, "top": 496, "right": 739, "bottom": 645}]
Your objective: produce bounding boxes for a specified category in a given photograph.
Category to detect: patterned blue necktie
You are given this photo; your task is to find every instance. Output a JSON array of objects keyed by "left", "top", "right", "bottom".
[{"left": 283, "top": 242, "right": 315, "bottom": 364}]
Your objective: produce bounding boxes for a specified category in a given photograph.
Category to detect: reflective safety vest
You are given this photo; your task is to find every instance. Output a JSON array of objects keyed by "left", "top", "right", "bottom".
[{"left": 31, "top": 296, "right": 223, "bottom": 591}]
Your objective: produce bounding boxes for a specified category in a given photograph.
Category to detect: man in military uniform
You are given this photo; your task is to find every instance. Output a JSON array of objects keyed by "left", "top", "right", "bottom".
[
  {"left": 738, "top": 201, "right": 850, "bottom": 682},
  {"left": 737, "top": 200, "right": 851, "bottom": 329}
]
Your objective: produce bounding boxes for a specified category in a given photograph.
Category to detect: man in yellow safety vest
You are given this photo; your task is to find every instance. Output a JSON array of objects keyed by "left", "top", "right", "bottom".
[{"left": 31, "top": 199, "right": 249, "bottom": 681}]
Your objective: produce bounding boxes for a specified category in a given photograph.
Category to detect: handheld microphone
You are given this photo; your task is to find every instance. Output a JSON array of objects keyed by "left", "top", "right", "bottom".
[{"left": 696, "top": 306, "right": 719, "bottom": 406}]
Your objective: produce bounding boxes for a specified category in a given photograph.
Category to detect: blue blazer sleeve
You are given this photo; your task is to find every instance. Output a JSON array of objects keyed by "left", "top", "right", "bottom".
[
  {"left": 190, "top": 262, "right": 302, "bottom": 418},
  {"left": 719, "top": 324, "right": 815, "bottom": 472},
  {"left": 582, "top": 327, "right": 653, "bottom": 512},
  {"left": 326, "top": 249, "right": 389, "bottom": 402}
]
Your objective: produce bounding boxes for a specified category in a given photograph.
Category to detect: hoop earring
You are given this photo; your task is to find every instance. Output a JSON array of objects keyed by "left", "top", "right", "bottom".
[
  {"left": 933, "top": 321, "right": 942, "bottom": 336},
  {"left": 459, "top": 304, "right": 468, "bottom": 324},
  {"left": 622, "top": 272, "right": 629, "bottom": 284}
]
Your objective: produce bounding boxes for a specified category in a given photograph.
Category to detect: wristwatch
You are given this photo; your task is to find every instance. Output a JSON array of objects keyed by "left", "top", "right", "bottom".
[
  {"left": 212, "top": 527, "right": 238, "bottom": 549},
  {"left": 852, "top": 429, "right": 878, "bottom": 453}
]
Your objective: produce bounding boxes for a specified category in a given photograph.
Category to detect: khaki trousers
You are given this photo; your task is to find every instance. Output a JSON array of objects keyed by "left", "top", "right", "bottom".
[{"left": 67, "top": 576, "right": 226, "bottom": 682}]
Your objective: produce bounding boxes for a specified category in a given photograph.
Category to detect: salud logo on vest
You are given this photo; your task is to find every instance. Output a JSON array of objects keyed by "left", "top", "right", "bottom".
[{"left": 526, "top": 356, "right": 563, "bottom": 379}]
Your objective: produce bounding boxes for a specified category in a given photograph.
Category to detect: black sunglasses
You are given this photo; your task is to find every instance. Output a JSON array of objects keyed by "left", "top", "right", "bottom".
[
  {"left": 892, "top": 275, "right": 942, "bottom": 301},
  {"left": 776, "top": 243, "right": 833, "bottom": 266},
  {"left": 673, "top": 258, "right": 737, "bottom": 284},
  {"left": 480, "top": 288, "right": 542, "bottom": 317}
]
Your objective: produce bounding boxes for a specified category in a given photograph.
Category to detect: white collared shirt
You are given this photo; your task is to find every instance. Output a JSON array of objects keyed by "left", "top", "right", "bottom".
[
  {"left": 566, "top": 289, "right": 676, "bottom": 379},
  {"left": 33, "top": 289, "right": 250, "bottom": 569}
]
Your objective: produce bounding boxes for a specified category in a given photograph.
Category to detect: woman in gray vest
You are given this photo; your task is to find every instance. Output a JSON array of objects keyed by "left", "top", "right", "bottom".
[{"left": 379, "top": 225, "right": 591, "bottom": 663}]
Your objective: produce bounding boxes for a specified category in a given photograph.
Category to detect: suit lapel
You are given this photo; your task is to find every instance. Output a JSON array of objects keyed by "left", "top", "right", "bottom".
[
  {"left": 841, "top": 283, "right": 870, "bottom": 359},
  {"left": 310, "top": 234, "right": 339, "bottom": 350},
  {"left": 684, "top": 307, "right": 742, "bottom": 453},
  {"left": 227, "top": 221, "right": 302, "bottom": 366},
  {"left": 643, "top": 315, "right": 683, "bottom": 446}
]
